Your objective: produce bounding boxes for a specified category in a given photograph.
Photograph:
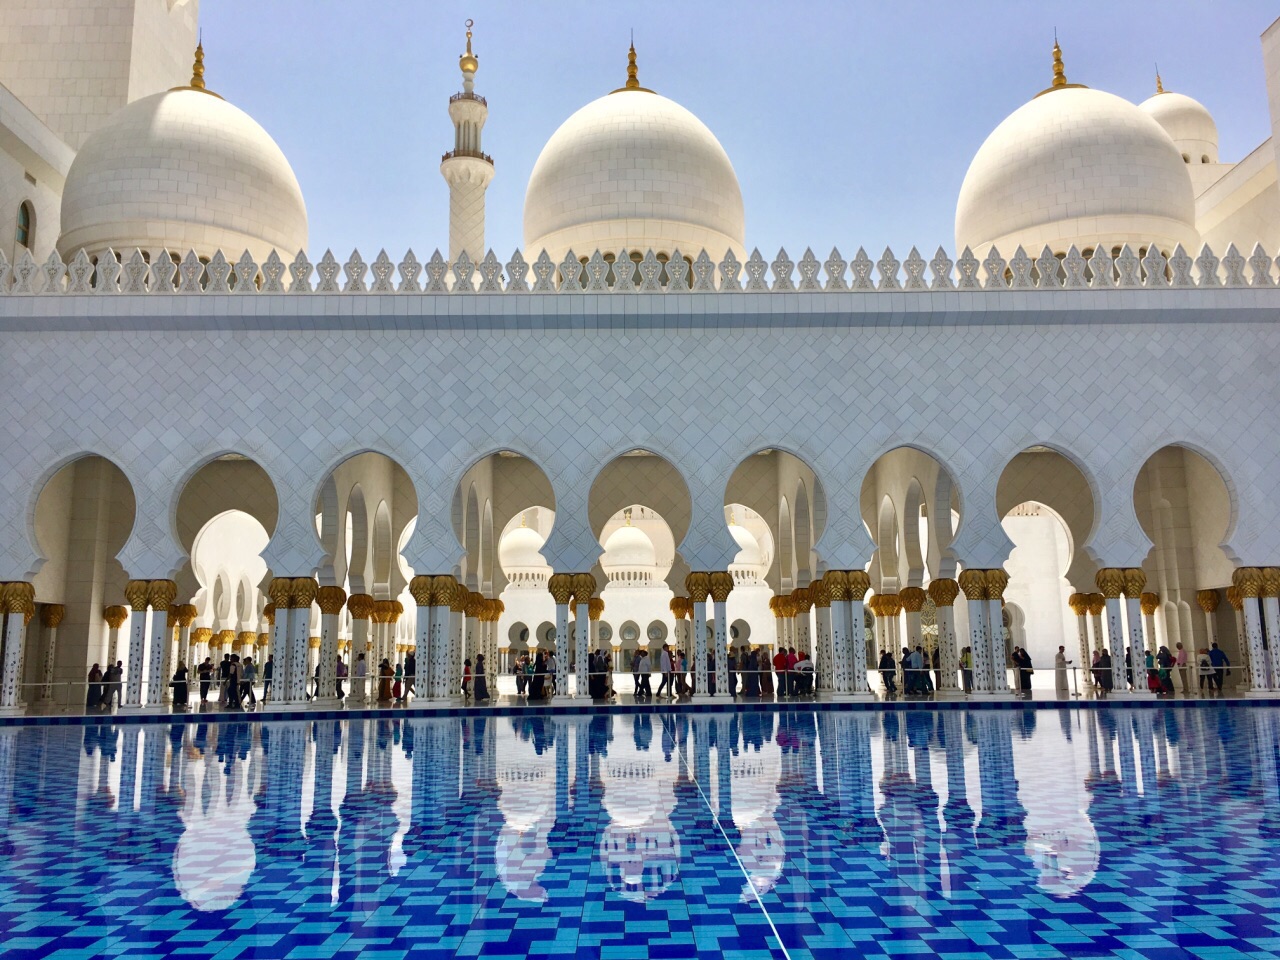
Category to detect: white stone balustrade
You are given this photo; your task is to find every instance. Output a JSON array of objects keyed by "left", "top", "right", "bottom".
[{"left": 5, "top": 240, "right": 1277, "bottom": 296}]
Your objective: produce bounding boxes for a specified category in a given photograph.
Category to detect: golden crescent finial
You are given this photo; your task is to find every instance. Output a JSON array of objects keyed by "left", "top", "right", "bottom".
[
  {"left": 171, "top": 41, "right": 222, "bottom": 98},
  {"left": 1035, "top": 34, "right": 1087, "bottom": 98},
  {"left": 611, "top": 35, "right": 654, "bottom": 94},
  {"left": 460, "top": 19, "right": 478, "bottom": 74}
]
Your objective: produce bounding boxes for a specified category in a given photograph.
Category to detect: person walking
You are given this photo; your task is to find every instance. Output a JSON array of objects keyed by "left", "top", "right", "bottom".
[
  {"left": 728, "top": 649, "right": 738, "bottom": 697},
  {"left": 198, "top": 658, "right": 213, "bottom": 703},
  {"left": 172, "top": 661, "right": 189, "bottom": 707},
  {"left": 1174, "top": 642, "right": 1189, "bottom": 695},
  {"left": 1198, "top": 648, "right": 1212, "bottom": 692},
  {"left": 657, "top": 645, "right": 673, "bottom": 698},
  {"left": 87, "top": 664, "right": 103, "bottom": 710},
  {"left": 1157, "top": 645, "right": 1174, "bottom": 695},
  {"left": 773, "top": 647, "right": 789, "bottom": 699},
  {"left": 743, "top": 648, "right": 760, "bottom": 697},
  {"left": 1054, "top": 645, "right": 1070, "bottom": 696},
  {"left": 377, "top": 658, "right": 392, "bottom": 701},
  {"left": 961, "top": 646, "right": 972, "bottom": 693},
  {"left": 393, "top": 661, "right": 404, "bottom": 702},
  {"left": 545, "top": 651, "right": 557, "bottom": 697},
  {"left": 336, "top": 656, "right": 347, "bottom": 699},
  {"left": 636, "top": 648, "right": 652, "bottom": 698},
  {"left": 1097, "top": 650, "right": 1114, "bottom": 693},
  {"left": 879, "top": 649, "right": 897, "bottom": 696},
  {"left": 474, "top": 654, "right": 489, "bottom": 702},
  {"left": 1208, "top": 642, "right": 1230, "bottom": 692},
  {"left": 240, "top": 656, "right": 257, "bottom": 707},
  {"left": 404, "top": 651, "right": 416, "bottom": 699},
  {"left": 530, "top": 651, "right": 546, "bottom": 699},
  {"left": 263, "top": 654, "right": 274, "bottom": 700},
  {"left": 354, "top": 653, "right": 368, "bottom": 702}
]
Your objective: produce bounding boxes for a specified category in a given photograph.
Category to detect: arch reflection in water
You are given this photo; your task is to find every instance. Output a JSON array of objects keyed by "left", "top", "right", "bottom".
[{"left": 1, "top": 707, "right": 1280, "bottom": 959}]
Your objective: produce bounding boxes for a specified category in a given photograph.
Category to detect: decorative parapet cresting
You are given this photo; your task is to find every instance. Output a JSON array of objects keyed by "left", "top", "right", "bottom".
[{"left": 2, "top": 241, "right": 1276, "bottom": 296}]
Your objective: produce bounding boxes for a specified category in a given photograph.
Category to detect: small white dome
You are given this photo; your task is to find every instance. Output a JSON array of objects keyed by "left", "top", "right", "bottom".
[
  {"left": 523, "top": 88, "right": 744, "bottom": 265},
  {"left": 499, "top": 525, "right": 548, "bottom": 573},
  {"left": 601, "top": 524, "right": 657, "bottom": 569},
  {"left": 59, "top": 85, "right": 307, "bottom": 263},
  {"left": 956, "top": 87, "right": 1197, "bottom": 257},
  {"left": 1140, "top": 90, "right": 1218, "bottom": 164}
]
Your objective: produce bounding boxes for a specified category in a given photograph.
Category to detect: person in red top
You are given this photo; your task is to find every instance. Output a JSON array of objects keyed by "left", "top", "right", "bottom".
[
  {"left": 773, "top": 648, "right": 789, "bottom": 699},
  {"left": 786, "top": 647, "right": 799, "bottom": 696}
]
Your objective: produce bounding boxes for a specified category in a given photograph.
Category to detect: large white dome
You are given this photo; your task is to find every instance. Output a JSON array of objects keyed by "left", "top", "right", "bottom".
[
  {"left": 1140, "top": 89, "right": 1218, "bottom": 164},
  {"left": 523, "top": 84, "right": 744, "bottom": 265},
  {"left": 59, "top": 82, "right": 307, "bottom": 264},
  {"left": 956, "top": 86, "right": 1197, "bottom": 257},
  {"left": 601, "top": 524, "right": 657, "bottom": 569},
  {"left": 499, "top": 525, "right": 549, "bottom": 573}
]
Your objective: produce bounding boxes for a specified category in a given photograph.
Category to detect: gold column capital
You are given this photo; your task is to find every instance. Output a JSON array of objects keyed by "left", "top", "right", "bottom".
[
  {"left": 1140, "top": 592, "right": 1160, "bottom": 615},
  {"left": 791, "top": 586, "right": 813, "bottom": 613},
  {"left": 822, "top": 570, "right": 848, "bottom": 601},
  {"left": 1067, "top": 592, "right": 1086, "bottom": 616},
  {"left": 262, "top": 602, "right": 276, "bottom": 626},
  {"left": 984, "top": 569, "right": 1009, "bottom": 601},
  {"left": 193, "top": 627, "right": 213, "bottom": 643},
  {"left": 1262, "top": 567, "right": 1280, "bottom": 599},
  {"left": 409, "top": 575, "right": 433, "bottom": 606},
  {"left": 124, "top": 579, "right": 151, "bottom": 611},
  {"left": 847, "top": 570, "right": 871, "bottom": 601},
  {"left": 290, "top": 577, "right": 318, "bottom": 609},
  {"left": 1196, "top": 588, "right": 1220, "bottom": 613},
  {"left": 1121, "top": 568, "right": 1147, "bottom": 598},
  {"left": 316, "top": 585, "right": 347, "bottom": 615},
  {"left": 146, "top": 579, "right": 177, "bottom": 612},
  {"left": 547, "top": 573, "right": 574, "bottom": 605},
  {"left": 588, "top": 597, "right": 605, "bottom": 621},
  {"left": 268, "top": 577, "right": 294, "bottom": 609},
  {"left": 571, "top": 572, "right": 597, "bottom": 604},
  {"left": 1085, "top": 593, "right": 1105, "bottom": 616},
  {"left": 685, "top": 572, "right": 711, "bottom": 603},
  {"left": 670, "top": 596, "right": 690, "bottom": 620},
  {"left": 1095, "top": 568, "right": 1125, "bottom": 600},
  {"left": 40, "top": 603, "right": 66, "bottom": 629},
  {"left": 347, "top": 593, "right": 374, "bottom": 621},
  {"left": 1234, "top": 567, "right": 1264, "bottom": 599},
  {"left": 103, "top": 605, "right": 129, "bottom": 629},
  {"left": 899, "top": 586, "right": 927, "bottom": 613},
  {"left": 709, "top": 570, "right": 734, "bottom": 603},
  {"left": 928, "top": 578, "right": 959, "bottom": 607},
  {"left": 1226, "top": 585, "right": 1244, "bottom": 610},
  {"left": 958, "top": 569, "right": 986, "bottom": 601}
]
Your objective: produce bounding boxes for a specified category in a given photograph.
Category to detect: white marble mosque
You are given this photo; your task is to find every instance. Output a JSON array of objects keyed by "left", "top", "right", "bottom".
[{"left": 3, "top": 1, "right": 1280, "bottom": 713}]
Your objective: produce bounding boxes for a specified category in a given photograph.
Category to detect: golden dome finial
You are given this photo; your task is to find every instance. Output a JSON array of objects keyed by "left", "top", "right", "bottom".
[
  {"left": 728, "top": 508, "right": 736, "bottom": 526},
  {"left": 624, "top": 506, "right": 633, "bottom": 526},
  {"left": 1051, "top": 36, "right": 1066, "bottom": 88},
  {"left": 190, "top": 41, "right": 206, "bottom": 90},
  {"left": 460, "top": 18, "right": 478, "bottom": 74},
  {"left": 171, "top": 37, "right": 222, "bottom": 98},
  {"left": 520, "top": 511, "right": 528, "bottom": 528},
  {"left": 1155, "top": 64, "right": 1165, "bottom": 94},
  {"left": 1035, "top": 32, "right": 1086, "bottom": 98},
  {"left": 611, "top": 32, "right": 654, "bottom": 94}
]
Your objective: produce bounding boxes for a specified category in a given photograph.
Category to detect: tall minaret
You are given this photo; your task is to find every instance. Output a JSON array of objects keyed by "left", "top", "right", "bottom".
[{"left": 440, "top": 19, "right": 494, "bottom": 264}]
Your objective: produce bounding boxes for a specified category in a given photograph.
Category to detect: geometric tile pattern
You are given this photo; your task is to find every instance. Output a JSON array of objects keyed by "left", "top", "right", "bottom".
[
  {"left": 2, "top": 705, "right": 1280, "bottom": 959},
  {"left": 2, "top": 284, "right": 1280, "bottom": 586}
]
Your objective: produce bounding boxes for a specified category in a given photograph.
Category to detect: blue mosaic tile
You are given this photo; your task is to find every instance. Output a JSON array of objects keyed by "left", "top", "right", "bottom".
[{"left": 2, "top": 707, "right": 1280, "bottom": 958}]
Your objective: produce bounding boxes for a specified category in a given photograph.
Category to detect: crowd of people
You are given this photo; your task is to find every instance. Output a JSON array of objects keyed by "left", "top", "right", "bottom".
[{"left": 81, "top": 635, "right": 1247, "bottom": 711}]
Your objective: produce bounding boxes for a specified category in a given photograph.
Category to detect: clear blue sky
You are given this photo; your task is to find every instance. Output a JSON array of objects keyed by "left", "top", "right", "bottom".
[{"left": 200, "top": 0, "right": 1275, "bottom": 260}]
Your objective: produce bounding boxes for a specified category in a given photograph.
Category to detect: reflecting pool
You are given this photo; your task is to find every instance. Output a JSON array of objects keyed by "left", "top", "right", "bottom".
[{"left": 2, "top": 707, "right": 1279, "bottom": 959}]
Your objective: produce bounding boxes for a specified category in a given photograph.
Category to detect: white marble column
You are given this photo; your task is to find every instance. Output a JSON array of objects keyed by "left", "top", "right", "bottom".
[
  {"left": 123, "top": 580, "right": 151, "bottom": 708},
  {"left": 410, "top": 577, "right": 432, "bottom": 700},
  {"left": 812, "top": 583, "right": 833, "bottom": 692},
  {"left": 288, "top": 580, "right": 317, "bottom": 703},
  {"left": 1122, "top": 570, "right": 1153, "bottom": 697},
  {"left": 317, "top": 586, "right": 346, "bottom": 704},
  {"left": 549, "top": 574, "right": 572, "bottom": 697},
  {"left": 929, "top": 579, "right": 961, "bottom": 695},
  {"left": 39, "top": 604, "right": 64, "bottom": 701},
  {"left": 1141, "top": 593, "right": 1160, "bottom": 655},
  {"left": 104, "top": 605, "right": 127, "bottom": 668},
  {"left": 1235, "top": 569, "right": 1272, "bottom": 694},
  {"left": 959, "top": 571, "right": 989, "bottom": 694},
  {"left": 1096, "top": 571, "right": 1128, "bottom": 692},
  {"left": 427, "top": 577, "right": 454, "bottom": 699},
  {"left": 849, "top": 573, "right": 872, "bottom": 695},
  {"left": 176, "top": 607, "right": 195, "bottom": 673},
  {"left": 688, "top": 573, "right": 710, "bottom": 699},
  {"left": 573, "top": 574, "right": 594, "bottom": 698},
  {"left": 1263, "top": 570, "right": 1280, "bottom": 693},
  {"left": 985, "top": 570, "right": 1009, "bottom": 693},
  {"left": 1069, "top": 594, "right": 1090, "bottom": 686},
  {"left": 0, "top": 583, "right": 34, "bottom": 712},
  {"left": 710, "top": 572, "right": 733, "bottom": 696},
  {"left": 144, "top": 581, "right": 176, "bottom": 709}
]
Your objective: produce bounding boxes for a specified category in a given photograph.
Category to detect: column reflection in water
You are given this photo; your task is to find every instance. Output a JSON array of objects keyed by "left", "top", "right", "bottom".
[{"left": 10, "top": 707, "right": 1280, "bottom": 959}]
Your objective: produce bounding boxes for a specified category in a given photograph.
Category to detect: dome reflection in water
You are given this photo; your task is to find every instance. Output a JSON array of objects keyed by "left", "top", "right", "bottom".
[{"left": 1, "top": 707, "right": 1279, "bottom": 959}]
